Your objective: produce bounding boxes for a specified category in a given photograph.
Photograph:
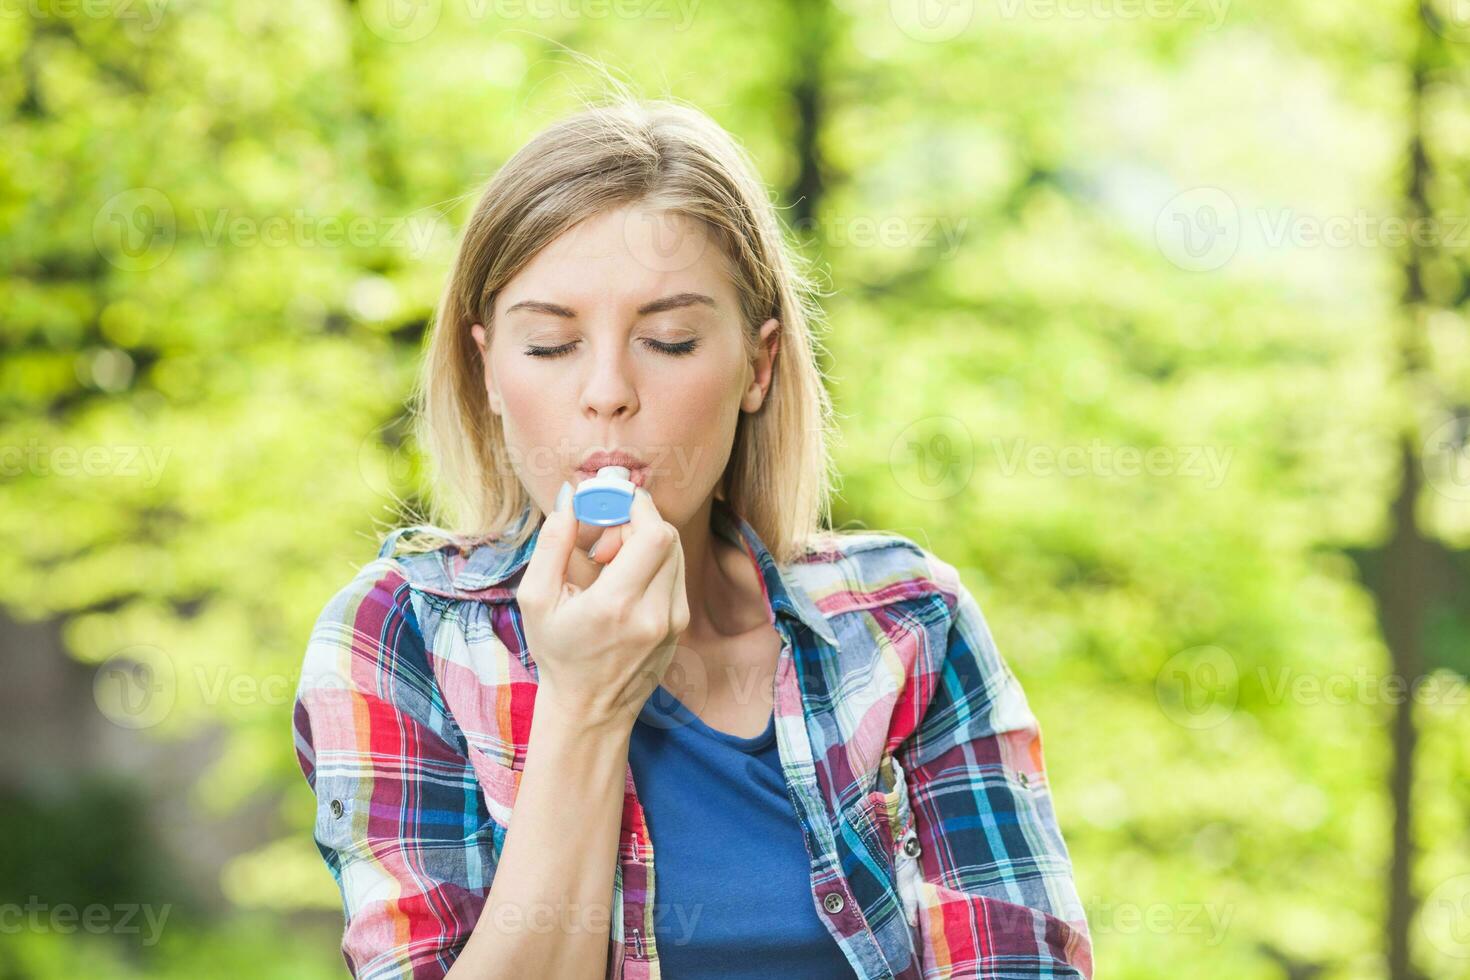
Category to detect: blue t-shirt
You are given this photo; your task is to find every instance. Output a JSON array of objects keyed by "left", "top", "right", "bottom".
[{"left": 626, "top": 684, "right": 856, "bottom": 978}]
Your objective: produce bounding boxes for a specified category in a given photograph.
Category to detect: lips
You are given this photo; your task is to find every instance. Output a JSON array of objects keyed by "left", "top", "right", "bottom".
[
  {"left": 579, "top": 449, "right": 647, "bottom": 469},
  {"left": 576, "top": 450, "right": 649, "bottom": 488},
  {"left": 575, "top": 465, "right": 648, "bottom": 488}
]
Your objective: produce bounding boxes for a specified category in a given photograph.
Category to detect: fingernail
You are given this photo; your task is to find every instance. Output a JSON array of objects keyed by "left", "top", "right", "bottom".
[
  {"left": 588, "top": 541, "right": 600, "bottom": 561},
  {"left": 555, "top": 480, "right": 572, "bottom": 513}
]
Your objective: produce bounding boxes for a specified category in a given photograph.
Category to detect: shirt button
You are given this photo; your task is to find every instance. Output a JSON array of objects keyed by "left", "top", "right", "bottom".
[
  {"left": 330, "top": 799, "right": 344, "bottom": 818},
  {"left": 903, "top": 836, "right": 921, "bottom": 858},
  {"left": 822, "top": 892, "right": 846, "bottom": 914}
]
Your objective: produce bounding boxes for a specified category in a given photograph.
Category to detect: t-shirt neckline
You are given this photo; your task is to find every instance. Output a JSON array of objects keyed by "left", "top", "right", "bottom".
[{"left": 636, "top": 683, "right": 776, "bottom": 752}]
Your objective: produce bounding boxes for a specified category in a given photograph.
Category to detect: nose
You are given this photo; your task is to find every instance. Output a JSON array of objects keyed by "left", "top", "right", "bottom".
[{"left": 580, "top": 343, "right": 639, "bottom": 420}]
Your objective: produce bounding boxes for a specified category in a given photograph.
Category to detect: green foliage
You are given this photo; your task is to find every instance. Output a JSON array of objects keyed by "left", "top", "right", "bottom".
[{"left": 4, "top": 0, "right": 1467, "bottom": 976}]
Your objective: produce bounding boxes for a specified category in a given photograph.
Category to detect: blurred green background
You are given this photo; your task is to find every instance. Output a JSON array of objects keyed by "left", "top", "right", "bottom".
[{"left": 4, "top": 0, "right": 1470, "bottom": 976}]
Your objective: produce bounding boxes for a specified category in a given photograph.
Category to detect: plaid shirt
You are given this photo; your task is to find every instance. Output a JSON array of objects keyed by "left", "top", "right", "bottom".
[{"left": 292, "top": 497, "right": 1093, "bottom": 979}]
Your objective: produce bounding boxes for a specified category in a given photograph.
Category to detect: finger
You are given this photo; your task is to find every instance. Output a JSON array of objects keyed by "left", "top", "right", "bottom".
[
  {"left": 590, "top": 485, "right": 653, "bottom": 565},
  {"left": 588, "top": 524, "right": 624, "bottom": 565},
  {"left": 668, "top": 522, "right": 689, "bottom": 628},
  {"left": 592, "top": 491, "right": 676, "bottom": 605},
  {"left": 640, "top": 532, "right": 681, "bottom": 619},
  {"left": 519, "top": 490, "right": 578, "bottom": 605},
  {"left": 564, "top": 539, "right": 603, "bottom": 591},
  {"left": 627, "top": 485, "right": 660, "bottom": 528},
  {"left": 591, "top": 485, "right": 656, "bottom": 566}
]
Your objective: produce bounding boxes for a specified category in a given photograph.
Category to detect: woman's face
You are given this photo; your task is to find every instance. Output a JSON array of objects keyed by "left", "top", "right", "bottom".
[{"left": 471, "top": 202, "right": 780, "bottom": 531}]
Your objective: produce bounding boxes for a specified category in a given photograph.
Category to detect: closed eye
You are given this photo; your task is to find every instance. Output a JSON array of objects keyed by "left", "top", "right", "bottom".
[{"left": 523, "top": 338, "right": 701, "bottom": 358}]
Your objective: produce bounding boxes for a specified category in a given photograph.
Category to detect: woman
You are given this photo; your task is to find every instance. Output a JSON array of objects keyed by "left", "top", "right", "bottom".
[{"left": 292, "top": 98, "right": 1093, "bottom": 980}]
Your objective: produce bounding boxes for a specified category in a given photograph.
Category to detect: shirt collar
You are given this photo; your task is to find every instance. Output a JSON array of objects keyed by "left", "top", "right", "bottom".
[{"left": 443, "top": 496, "right": 838, "bottom": 646}]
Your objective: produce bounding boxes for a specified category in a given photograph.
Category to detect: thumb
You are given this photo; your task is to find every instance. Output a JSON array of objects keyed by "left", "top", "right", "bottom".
[{"left": 520, "top": 481, "right": 578, "bottom": 604}]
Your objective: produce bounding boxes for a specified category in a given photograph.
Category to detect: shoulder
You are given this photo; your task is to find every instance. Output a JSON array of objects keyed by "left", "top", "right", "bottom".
[
  {"left": 371, "top": 524, "right": 478, "bottom": 594},
  {"left": 309, "top": 556, "right": 420, "bottom": 644},
  {"left": 293, "top": 553, "right": 469, "bottom": 775},
  {"left": 788, "top": 526, "right": 966, "bottom": 621},
  {"left": 296, "top": 553, "right": 451, "bottom": 728}
]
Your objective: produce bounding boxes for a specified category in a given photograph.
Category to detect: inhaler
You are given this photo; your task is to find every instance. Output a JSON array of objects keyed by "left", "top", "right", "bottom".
[{"left": 572, "top": 466, "right": 636, "bottom": 526}]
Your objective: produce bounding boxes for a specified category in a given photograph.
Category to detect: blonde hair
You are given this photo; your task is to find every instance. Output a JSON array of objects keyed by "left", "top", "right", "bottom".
[{"left": 397, "top": 95, "right": 840, "bottom": 565}]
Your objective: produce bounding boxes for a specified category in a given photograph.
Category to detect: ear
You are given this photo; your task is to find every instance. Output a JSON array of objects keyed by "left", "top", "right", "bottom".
[
  {"left": 470, "top": 323, "right": 502, "bottom": 416},
  {"left": 741, "top": 318, "right": 781, "bottom": 413}
]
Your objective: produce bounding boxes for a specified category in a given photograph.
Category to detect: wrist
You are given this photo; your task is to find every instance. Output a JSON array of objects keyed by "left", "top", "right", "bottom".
[{"left": 532, "top": 681, "right": 637, "bottom": 743}]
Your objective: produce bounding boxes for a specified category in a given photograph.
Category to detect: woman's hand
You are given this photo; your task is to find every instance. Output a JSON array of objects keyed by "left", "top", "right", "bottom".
[{"left": 517, "top": 484, "right": 690, "bottom": 732}]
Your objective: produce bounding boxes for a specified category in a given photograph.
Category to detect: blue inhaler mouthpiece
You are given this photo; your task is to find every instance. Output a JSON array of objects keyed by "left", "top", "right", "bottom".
[{"left": 572, "top": 465, "right": 636, "bottom": 526}]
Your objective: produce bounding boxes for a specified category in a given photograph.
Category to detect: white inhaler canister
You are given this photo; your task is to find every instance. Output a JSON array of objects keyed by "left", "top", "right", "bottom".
[{"left": 572, "top": 465, "right": 636, "bottom": 526}]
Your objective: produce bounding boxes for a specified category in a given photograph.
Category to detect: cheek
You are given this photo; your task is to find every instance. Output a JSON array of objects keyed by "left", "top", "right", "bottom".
[
  {"left": 489, "top": 358, "right": 575, "bottom": 483},
  {"left": 648, "top": 364, "right": 746, "bottom": 485},
  {"left": 495, "top": 363, "right": 554, "bottom": 421},
  {"left": 654, "top": 361, "right": 741, "bottom": 431}
]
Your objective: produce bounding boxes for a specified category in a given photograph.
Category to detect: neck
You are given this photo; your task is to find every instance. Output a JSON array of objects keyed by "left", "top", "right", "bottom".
[{"left": 677, "top": 497, "right": 768, "bottom": 643}]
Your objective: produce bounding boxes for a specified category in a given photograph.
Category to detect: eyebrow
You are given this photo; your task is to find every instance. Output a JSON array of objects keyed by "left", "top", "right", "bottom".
[{"left": 502, "top": 292, "right": 718, "bottom": 319}]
